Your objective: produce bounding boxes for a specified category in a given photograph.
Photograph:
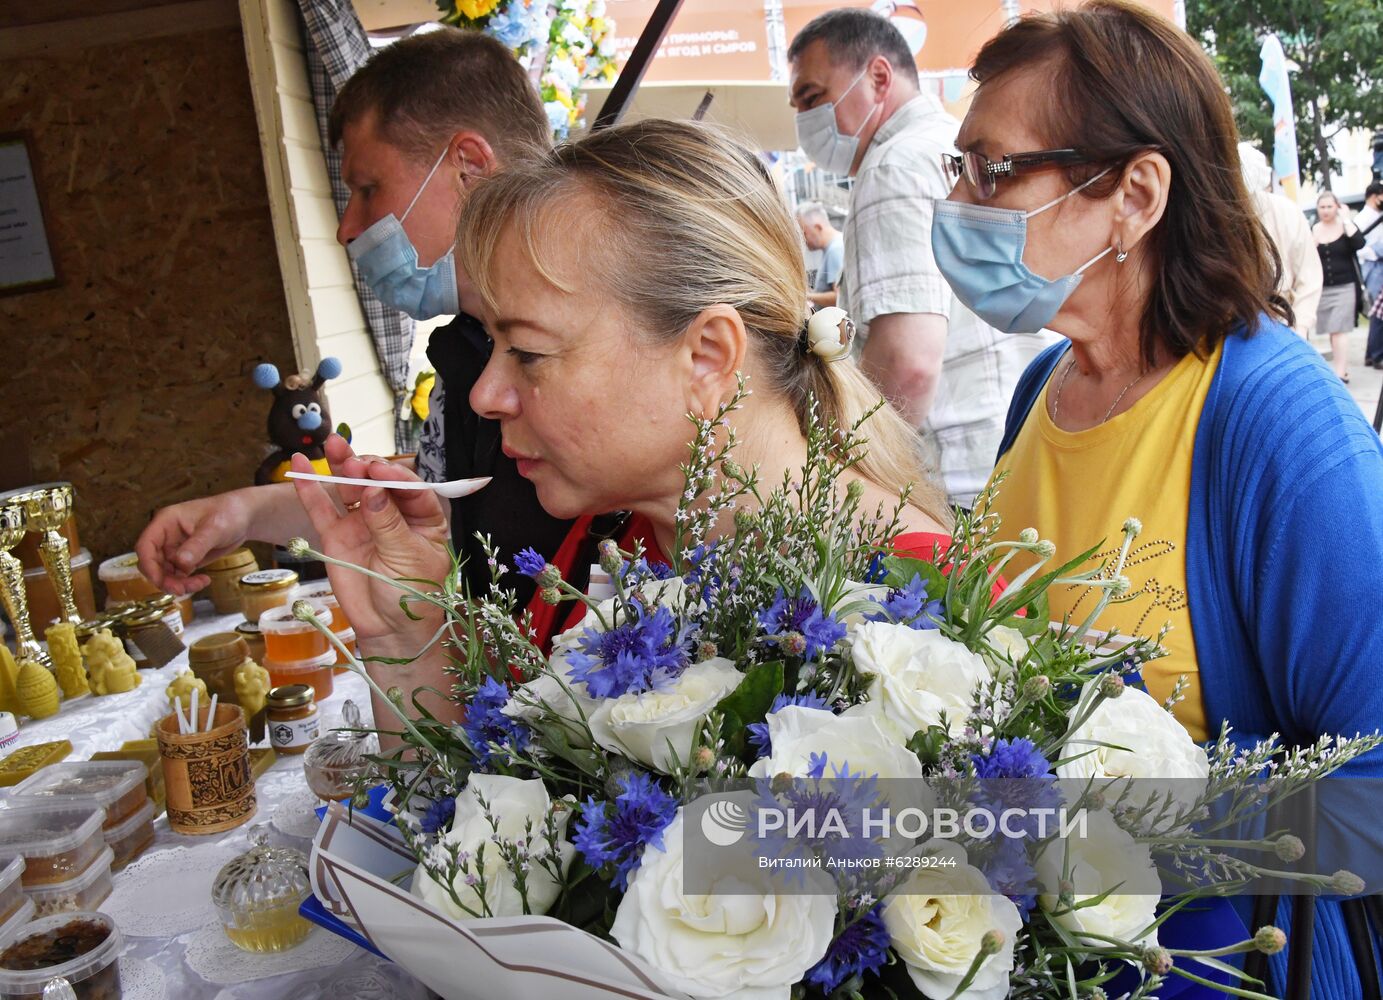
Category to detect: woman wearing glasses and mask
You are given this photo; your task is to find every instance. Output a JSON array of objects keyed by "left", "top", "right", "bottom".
[{"left": 935, "top": 2, "right": 1383, "bottom": 996}]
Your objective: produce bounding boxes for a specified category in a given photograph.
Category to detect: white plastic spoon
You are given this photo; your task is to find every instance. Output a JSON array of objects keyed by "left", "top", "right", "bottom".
[{"left": 285, "top": 470, "right": 492, "bottom": 500}]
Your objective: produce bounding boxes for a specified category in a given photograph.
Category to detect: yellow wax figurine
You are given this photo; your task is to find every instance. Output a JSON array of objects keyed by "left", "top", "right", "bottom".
[
  {"left": 165, "top": 670, "right": 207, "bottom": 710},
  {"left": 84, "top": 628, "right": 142, "bottom": 696},
  {"left": 0, "top": 644, "right": 20, "bottom": 716},
  {"left": 44, "top": 623, "right": 90, "bottom": 699},
  {"left": 16, "top": 660, "right": 60, "bottom": 720},
  {"left": 233, "top": 659, "right": 271, "bottom": 719}
]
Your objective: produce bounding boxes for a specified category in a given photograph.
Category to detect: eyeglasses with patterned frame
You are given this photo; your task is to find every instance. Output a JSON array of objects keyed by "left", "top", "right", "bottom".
[{"left": 942, "top": 148, "right": 1092, "bottom": 200}]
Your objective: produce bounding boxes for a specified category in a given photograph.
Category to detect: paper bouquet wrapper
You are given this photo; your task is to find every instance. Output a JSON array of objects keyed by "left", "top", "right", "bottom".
[{"left": 309, "top": 803, "right": 691, "bottom": 1000}]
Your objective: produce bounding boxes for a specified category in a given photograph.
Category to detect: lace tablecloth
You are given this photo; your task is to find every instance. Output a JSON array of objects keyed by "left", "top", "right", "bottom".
[{"left": 9, "top": 602, "right": 432, "bottom": 999}]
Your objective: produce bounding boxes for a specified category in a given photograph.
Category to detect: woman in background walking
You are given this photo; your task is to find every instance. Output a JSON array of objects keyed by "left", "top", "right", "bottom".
[{"left": 1313, "top": 191, "right": 1365, "bottom": 382}]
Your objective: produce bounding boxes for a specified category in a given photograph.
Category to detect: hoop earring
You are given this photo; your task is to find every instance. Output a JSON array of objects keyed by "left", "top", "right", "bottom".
[{"left": 1115, "top": 238, "right": 1129, "bottom": 264}]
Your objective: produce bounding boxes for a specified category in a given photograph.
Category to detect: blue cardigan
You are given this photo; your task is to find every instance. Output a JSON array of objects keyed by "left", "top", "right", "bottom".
[{"left": 998, "top": 319, "right": 1383, "bottom": 999}]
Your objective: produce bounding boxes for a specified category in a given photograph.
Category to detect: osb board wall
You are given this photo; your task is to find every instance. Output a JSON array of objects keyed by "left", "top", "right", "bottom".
[{"left": 0, "top": 24, "right": 297, "bottom": 565}]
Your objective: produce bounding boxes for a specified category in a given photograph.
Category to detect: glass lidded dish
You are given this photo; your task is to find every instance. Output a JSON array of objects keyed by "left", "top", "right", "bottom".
[
  {"left": 303, "top": 700, "right": 378, "bottom": 802},
  {"left": 211, "top": 830, "right": 312, "bottom": 953},
  {"left": 11, "top": 762, "right": 148, "bottom": 829}
]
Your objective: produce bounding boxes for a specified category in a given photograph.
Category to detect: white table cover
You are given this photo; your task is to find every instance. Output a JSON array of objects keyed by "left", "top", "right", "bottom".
[{"left": 6, "top": 601, "right": 432, "bottom": 999}]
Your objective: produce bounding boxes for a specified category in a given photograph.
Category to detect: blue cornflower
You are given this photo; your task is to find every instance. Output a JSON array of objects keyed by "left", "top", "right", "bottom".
[
  {"left": 513, "top": 547, "right": 546, "bottom": 579},
  {"left": 746, "top": 693, "right": 830, "bottom": 758},
  {"left": 970, "top": 738, "right": 1063, "bottom": 841},
  {"left": 757, "top": 586, "right": 846, "bottom": 661},
  {"left": 572, "top": 773, "right": 678, "bottom": 890},
  {"left": 618, "top": 557, "right": 675, "bottom": 584},
  {"left": 981, "top": 837, "right": 1038, "bottom": 916},
  {"left": 461, "top": 677, "right": 532, "bottom": 771},
  {"left": 420, "top": 796, "right": 455, "bottom": 836},
  {"left": 567, "top": 599, "right": 691, "bottom": 699},
  {"left": 804, "top": 904, "right": 892, "bottom": 993},
  {"left": 866, "top": 573, "right": 943, "bottom": 630},
  {"left": 751, "top": 759, "right": 886, "bottom": 882}
]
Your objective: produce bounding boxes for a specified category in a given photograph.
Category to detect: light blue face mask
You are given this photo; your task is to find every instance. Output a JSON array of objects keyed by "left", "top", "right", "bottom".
[
  {"left": 931, "top": 168, "right": 1112, "bottom": 333},
  {"left": 347, "top": 147, "right": 460, "bottom": 320}
]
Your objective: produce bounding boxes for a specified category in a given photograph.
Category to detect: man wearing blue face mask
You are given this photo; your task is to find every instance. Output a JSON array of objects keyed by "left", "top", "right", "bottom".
[
  {"left": 137, "top": 29, "right": 574, "bottom": 616},
  {"left": 788, "top": 9, "right": 1058, "bottom": 509}
]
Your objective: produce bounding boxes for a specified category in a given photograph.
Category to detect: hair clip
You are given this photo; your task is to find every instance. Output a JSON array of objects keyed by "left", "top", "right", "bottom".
[{"left": 803, "top": 307, "right": 856, "bottom": 362}]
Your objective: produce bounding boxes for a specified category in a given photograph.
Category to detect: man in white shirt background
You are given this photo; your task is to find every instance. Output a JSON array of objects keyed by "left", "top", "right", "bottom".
[
  {"left": 787, "top": 8, "right": 1057, "bottom": 508},
  {"left": 1355, "top": 181, "right": 1383, "bottom": 368}
]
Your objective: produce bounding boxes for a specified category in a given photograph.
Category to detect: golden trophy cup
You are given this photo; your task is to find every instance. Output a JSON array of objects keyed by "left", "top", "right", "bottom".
[
  {"left": 22, "top": 485, "right": 83, "bottom": 627},
  {"left": 0, "top": 505, "right": 51, "bottom": 667}
]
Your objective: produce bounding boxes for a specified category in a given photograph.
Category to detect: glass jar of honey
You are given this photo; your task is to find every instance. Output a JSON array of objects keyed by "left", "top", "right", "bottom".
[
  {"left": 212, "top": 829, "right": 312, "bottom": 952},
  {"left": 235, "top": 620, "right": 265, "bottom": 663},
  {"left": 266, "top": 685, "right": 319, "bottom": 755},
  {"left": 258, "top": 605, "right": 333, "bottom": 662},
  {"left": 237, "top": 569, "right": 299, "bottom": 623},
  {"left": 141, "top": 593, "right": 185, "bottom": 636}
]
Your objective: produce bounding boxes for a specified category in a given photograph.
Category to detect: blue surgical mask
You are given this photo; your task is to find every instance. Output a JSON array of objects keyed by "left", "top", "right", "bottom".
[
  {"left": 931, "top": 169, "right": 1112, "bottom": 333},
  {"left": 347, "top": 147, "right": 460, "bottom": 320},
  {"left": 794, "top": 68, "right": 880, "bottom": 176}
]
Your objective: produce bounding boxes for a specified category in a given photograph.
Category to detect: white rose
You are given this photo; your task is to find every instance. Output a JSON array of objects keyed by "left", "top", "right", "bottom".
[
  {"left": 587, "top": 657, "right": 743, "bottom": 772},
  {"left": 748, "top": 706, "right": 926, "bottom": 782},
  {"left": 611, "top": 808, "right": 837, "bottom": 1000},
  {"left": 1056, "top": 685, "right": 1209, "bottom": 819},
  {"left": 413, "top": 774, "right": 574, "bottom": 919},
  {"left": 883, "top": 840, "right": 1023, "bottom": 1000},
  {"left": 849, "top": 622, "right": 990, "bottom": 741},
  {"left": 1035, "top": 809, "right": 1160, "bottom": 948},
  {"left": 503, "top": 653, "right": 599, "bottom": 747},
  {"left": 981, "top": 624, "right": 1030, "bottom": 679}
]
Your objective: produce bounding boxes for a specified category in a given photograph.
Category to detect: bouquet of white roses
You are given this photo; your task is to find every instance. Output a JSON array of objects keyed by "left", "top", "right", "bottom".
[{"left": 299, "top": 388, "right": 1380, "bottom": 1000}]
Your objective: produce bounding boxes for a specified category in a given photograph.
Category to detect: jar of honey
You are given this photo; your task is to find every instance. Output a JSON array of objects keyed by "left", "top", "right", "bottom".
[
  {"left": 237, "top": 569, "right": 299, "bottom": 623},
  {"left": 235, "top": 620, "right": 266, "bottom": 664},
  {"left": 141, "top": 594, "right": 186, "bottom": 636},
  {"left": 297, "top": 583, "right": 356, "bottom": 671},
  {"left": 258, "top": 605, "right": 333, "bottom": 662},
  {"left": 264, "top": 651, "right": 335, "bottom": 703},
  {"left": 266, "top": 686, "right": 319, "bottom": 755},
  {"left": 97, "top": 552, "right": 161, "bottom": 606},
  {"left": 201, "top": 548, "right": 259, "bottom": 615}
]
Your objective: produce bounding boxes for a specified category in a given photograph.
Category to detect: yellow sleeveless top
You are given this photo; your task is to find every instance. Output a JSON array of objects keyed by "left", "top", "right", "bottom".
[{"left": 989, "top": 340, "right": 1225, "bottom": 741}]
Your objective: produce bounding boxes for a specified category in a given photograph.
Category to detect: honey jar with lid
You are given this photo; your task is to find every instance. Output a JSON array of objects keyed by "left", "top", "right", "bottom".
[
  {"left": 266, "top": 686, "right": 318, "bottom": 755},
  {"left": 212, "top": 829, "right": 312, "bottom": 953},
  {"left": 234, "top": 620, "right": 266, "bottom": 664},
  {"left": 189, "top": 633, "right": 252, "bottom": 704},
  {"left": 258, "top": 604, "right": 332, "bottom": 662},
  {"left": 237, "top": 569, "right": 299, "bottom": 624},
  {"left": 96, "top": 552, "right": 161, "bottom": 606}
]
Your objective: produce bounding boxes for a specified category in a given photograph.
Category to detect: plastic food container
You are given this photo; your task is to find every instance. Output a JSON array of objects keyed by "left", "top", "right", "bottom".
[
  {"left": 237, "top": 569, "right": 299, "bottom": 624},
  {"left": 0, "top": 805, "right": 105, "bottom": 887},
  {"left": 23, "top": 848, "right": 114, "bottom": 918},
  {"left": 297, "top": 585, "right": 357, "bottom": 669},
  {"left": 96, "top": 552, "right": 161, "bottom": 606},
  {"left": 103, "top": 800, "right": 155, "bottom": 871},
  {"left": 258, "top": 604, "right": 332, "bottom": 662},
  {"left": 264, "top": 650, "right": 335, "bottom": 703},
  {"left": 0, "top": 899, "right": 34, "bottom": 954},
  {"left": 0, "top": 861, "right": 23, "bottom": 929},
  {"left": 0, "top": 910, "right": 122, "bottom": 999},
  {"left": 12, "top": 762, "right": 149, "bottom": 829}
]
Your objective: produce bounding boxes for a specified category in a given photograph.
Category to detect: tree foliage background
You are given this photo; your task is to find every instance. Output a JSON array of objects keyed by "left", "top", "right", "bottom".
[{"left": 1188, "top": 0, "right": 1383, "bottom": 190}]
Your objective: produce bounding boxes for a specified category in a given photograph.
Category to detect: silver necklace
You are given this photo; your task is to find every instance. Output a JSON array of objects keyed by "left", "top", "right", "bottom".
[{"left": 1051, "top": 356, "right": 1148, "bottom": 424}]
